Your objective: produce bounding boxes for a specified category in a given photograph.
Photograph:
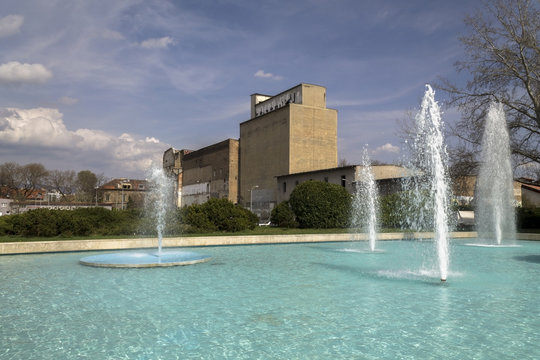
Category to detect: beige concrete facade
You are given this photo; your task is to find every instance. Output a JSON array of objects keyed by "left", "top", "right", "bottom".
[
  {"left": 181, "top": 139, "right": 239, "bottom": 206},
  {"left": 452, "top": 175, "right": 525, "bottom": 206},
  {"left": 522, "top": 183, "right": 540, "bottom": 208},
  {"left": 240, "top": 83, "right": 337, "bottom": 211},
  {"left": 163, "top": 148, "right": 191, "bottom": 207},
  {"left": 276, "top": 165, "right": 408, "bottom": 203},
  {"left": 3, "top": 232, "right": 539, "bottom": 255}
]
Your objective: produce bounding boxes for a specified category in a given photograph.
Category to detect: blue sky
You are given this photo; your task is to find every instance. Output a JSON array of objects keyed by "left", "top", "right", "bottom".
[{"left": 0, "top": 0, "right": 479, "bottom": 179}]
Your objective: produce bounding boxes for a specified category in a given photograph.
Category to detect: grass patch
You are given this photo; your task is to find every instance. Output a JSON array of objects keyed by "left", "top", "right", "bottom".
[{"left": 0, "top": 227, "right": 408, "bottom": 242}]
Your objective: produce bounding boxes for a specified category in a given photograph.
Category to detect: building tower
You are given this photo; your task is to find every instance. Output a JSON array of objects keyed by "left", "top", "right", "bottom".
[{"left": 239, "top": 83, "right": 338, "bottom": 213}]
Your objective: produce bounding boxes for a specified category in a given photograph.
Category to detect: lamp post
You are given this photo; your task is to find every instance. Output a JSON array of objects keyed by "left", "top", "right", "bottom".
[{"left": 250, "top": 185, "right": 259, "bottom": 212}]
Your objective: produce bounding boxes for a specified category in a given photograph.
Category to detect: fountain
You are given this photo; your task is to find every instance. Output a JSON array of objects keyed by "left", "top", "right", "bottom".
[
  {"left": 350, "top": 147, "right": 380, "bottom": 251},
  {"left": 405, "top": 85, "right": 451, "bottom": 282},
  {"left": 475, "top": 102, "right": 516, "bottom": 245},
  {"left": 80, "top": 168, "right": 211, "bottom": 268}
]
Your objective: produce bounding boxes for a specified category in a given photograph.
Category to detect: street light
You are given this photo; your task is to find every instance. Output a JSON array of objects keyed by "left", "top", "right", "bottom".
[{"left": 250, "top": 185, "right": 259, "bottom": 212}]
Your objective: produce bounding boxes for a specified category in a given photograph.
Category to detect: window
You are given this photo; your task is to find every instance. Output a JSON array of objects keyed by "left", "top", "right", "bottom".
[
  {"left": 324, "top": 177, "right": 329, "bottom": 183},
  {"left": 283, "top": 182, "right": 287, "bottom": 193},
  {"left": 341, "top": 175, "right": 346, "bottom": 187}
]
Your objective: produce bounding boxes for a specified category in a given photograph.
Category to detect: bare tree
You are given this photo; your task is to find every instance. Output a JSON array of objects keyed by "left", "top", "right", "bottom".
[
  {"left": 19, "top": 163, "right": 49, "bottom": 197},
  {"left": 47, "top": 169, "right": 77, "bottom": 200},
  {"left": 0, "top": 162, "right": 21, "bottom": 189},
  {"left": 437, "top": 0, "right": 540, "bottom": 171}
]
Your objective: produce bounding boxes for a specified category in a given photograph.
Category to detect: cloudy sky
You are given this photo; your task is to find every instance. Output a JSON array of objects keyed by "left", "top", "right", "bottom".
[{"left": 0, "top": 0, "right": 479, "bottom": 179}]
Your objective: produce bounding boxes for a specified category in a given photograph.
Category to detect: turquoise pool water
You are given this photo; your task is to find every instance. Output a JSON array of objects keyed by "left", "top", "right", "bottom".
[{"left": 1, "top": 240, "right": 539, "bottom": 359}]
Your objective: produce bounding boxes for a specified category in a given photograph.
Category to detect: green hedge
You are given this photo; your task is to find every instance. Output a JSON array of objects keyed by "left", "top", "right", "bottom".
[
  {"left": 271, "top": 201, "right": 298, "bottom": 228},
  {"left": 517, "top": 208, "right": 540, "bottom": 230},
  {"left": 183, "top": 198, "right": 258, "bottom": 232},
  {"left": 289, "top": 181, "right": 351, "bottom": 229},
  {"left": 0, "top": 208, "right": 143, "bottom": 237}
]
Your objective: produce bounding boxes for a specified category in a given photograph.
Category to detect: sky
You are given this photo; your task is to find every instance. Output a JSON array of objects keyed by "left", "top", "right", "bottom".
[{"left": 0, "top": 0, "right": 480, "bottom": 179}]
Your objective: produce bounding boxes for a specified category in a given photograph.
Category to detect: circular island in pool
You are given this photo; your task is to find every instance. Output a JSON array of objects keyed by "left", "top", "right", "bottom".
[{"left": 79, "top": 250, "right": 211, "bottom": 268}]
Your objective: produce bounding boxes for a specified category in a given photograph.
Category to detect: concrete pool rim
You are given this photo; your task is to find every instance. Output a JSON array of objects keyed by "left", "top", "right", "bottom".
[{"left": 2, "top": 232, "right": 539, "bottom": 255}]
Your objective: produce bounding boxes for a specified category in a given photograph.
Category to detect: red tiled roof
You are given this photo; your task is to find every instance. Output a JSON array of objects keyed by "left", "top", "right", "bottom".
[{"left": 522, "top": 183, "right": 540, "bottom": 193}]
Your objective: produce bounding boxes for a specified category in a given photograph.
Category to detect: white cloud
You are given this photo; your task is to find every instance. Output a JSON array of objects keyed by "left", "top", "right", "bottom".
[
  {"left": 58, "top": 96, "right": 79, "bottom": 105},
  {"left": 101, "top": 29, "right": 124, "bottom": 40},
  {"left": 374, "top": 143, "right": 400, "bottom": 154},
  {"left": 0, "top": 61, "right": 53, "bottom": 85},
  {"left": 254, "top": 70, "right": 283, "bottom": 81},
  {"left": 0, "top": 15, "right": 23, "bottom": 38},
  {"left": 0, "top": 107, "right": 169, "bottom": 175},
  {"left": 139, "top": 36, "right": 175, "bottom": 49}
]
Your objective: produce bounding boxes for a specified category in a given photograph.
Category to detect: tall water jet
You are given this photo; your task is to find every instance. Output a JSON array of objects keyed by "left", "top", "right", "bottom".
[
  {"left": 146, "top": 167, "right": 173, "bottom": 254},
  {"left": 406, "top": 85, "right": 451, "bottom": 281},
  {"left": 475, "top": 102, "right": 516, "bottom": 245},
  {"left": 351, "top": 147, "right": 379, "bottom": 251}
]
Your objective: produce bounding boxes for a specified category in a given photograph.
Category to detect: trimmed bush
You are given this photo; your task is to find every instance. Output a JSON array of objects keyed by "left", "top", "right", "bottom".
[
  {"left": 183, "top": 198, "right": 258, "bottom": 232},
  {"left": 271, "top": 201, "right": 297, "bottom": 228},
  {"left": 288, "top": 180, "right": 351, "bottom": 228},
  {"left": 517, "top": 207, "right": 540, "bottom": 230},
  {"left": 2, "top": 207, "right": 143, "bottom": 237}
]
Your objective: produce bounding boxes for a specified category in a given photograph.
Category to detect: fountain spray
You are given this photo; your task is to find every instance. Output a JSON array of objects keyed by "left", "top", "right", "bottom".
[
  {"left": 350, "top": 147, "right": 379, "bottom": 251},
  {"left": 410, "top": 85, "right": 450, "bottom": 282},
  {"left": 146, "top": 167, "right": 174, "bottom": 255},
  {"left": 475, "top": 102, "right": 516, "bottom": 244}
]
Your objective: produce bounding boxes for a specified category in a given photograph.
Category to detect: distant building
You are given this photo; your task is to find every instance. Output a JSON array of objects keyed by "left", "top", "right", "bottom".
[
  {"left": 99, "top": 178, "right": 148, "bottom": 209},
  {"left": 452, "top": 175, "right": 525, "bottom": 207},
  {"left": 182, "top": 139, "right": 239, "bottom": 207},
  {"left": 275, "top": 165, "right": 409, "bottom": 204},
  {"left": 0, "top": 198, "right": 14, "bottom": 216},
  {"left": 240, "top": 84, "right": 338, "bottom": 214},
  {"left": 164, "top": 83, "right": 340, "bottom": 217},
  {"left": 521, "top": 183, "right": 540, "bottom": 208}
]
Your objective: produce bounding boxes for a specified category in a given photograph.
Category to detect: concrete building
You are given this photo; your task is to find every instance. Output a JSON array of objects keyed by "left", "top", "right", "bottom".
[
  {"left": 275, "top": 165, "right": 408, "bottom": 204},
  {"left": 163, "top": 140, "right": 239, "bottom": 207},
  {"left": 164, "top": 83, "right": 338, "bottom": 215},
  {"left": 240, "top": 83, "right": 338, "bottom": 213},
  {"left": 521, "top": 183, "right": 540, "bottom": 208},
  {"left": 181, "top": 139, "right": 239, "bottom": 206},
  {"left": 163, "top": 148, "right": 192, "bottom": 207},
  {"left": 99, "top": 178, "right": 148, "bottom": 209}
]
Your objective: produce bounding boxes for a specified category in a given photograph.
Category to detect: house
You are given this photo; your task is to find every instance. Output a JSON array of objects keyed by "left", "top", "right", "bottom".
[{"left": 99, "top": 178, "right": 148, "bottom": 209}]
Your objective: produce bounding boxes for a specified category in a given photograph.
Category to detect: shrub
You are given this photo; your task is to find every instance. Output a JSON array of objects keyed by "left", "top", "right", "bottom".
[
  {"left": 517, "top": 207, "right": 540, "bottom": 230},
  {"left": 2, "top": 207, "right": 143, "bottom": 237},
  {"left": 183, "top": 198, "right": 258, "bottom": 232},
  {"left": 271, "top": 201, "right": 297, "bottom": 228},
  {"left": 288, "top": 180, "right": 351, "bottom": 228}
]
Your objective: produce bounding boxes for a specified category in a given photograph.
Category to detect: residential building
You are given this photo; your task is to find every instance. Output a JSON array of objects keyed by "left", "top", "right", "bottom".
[
  {"left": 99, "top": 178, "right": 148, "bottom": 209},
  {"left": 0, "top": 198, "right": 13, "bottom": 216}
]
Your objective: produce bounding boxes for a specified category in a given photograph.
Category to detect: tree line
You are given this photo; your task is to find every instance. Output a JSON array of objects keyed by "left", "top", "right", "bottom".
[{"left": 0, "top": 162, "right": 106, "bottom": 203}]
